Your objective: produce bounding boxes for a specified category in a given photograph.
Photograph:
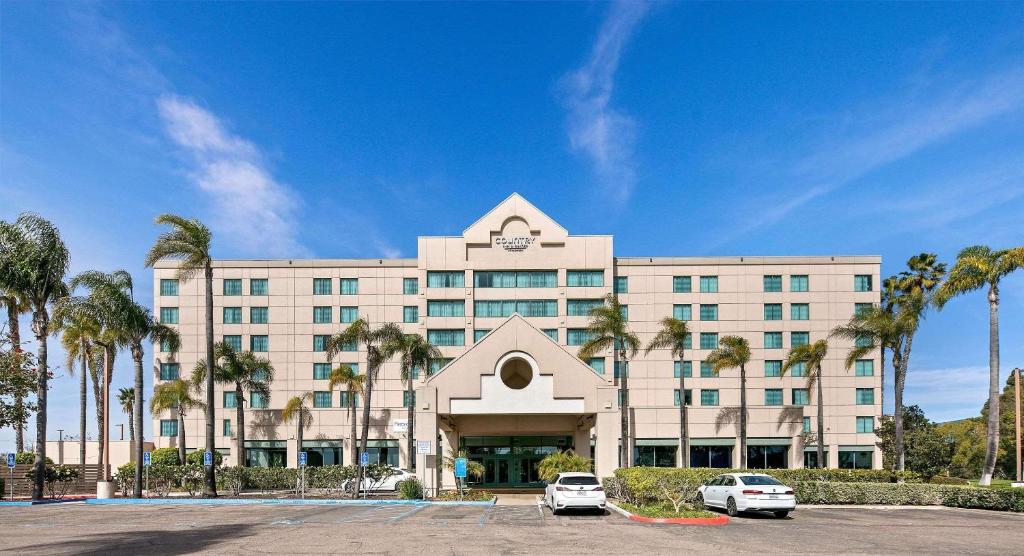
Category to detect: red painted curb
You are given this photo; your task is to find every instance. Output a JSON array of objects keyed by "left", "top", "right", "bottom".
[{"left": 627, "top": 513, "right": 730, "bottom": 525}]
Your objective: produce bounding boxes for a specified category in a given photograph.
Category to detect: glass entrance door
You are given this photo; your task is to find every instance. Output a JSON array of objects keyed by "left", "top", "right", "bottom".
[{"left": 462, "top": 435, "right": 573, "bottom": 488}]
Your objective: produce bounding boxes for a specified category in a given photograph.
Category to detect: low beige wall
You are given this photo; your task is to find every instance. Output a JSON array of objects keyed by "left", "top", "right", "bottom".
[{"left": 45, "top": 440, "right": 154, "bottom": 467}]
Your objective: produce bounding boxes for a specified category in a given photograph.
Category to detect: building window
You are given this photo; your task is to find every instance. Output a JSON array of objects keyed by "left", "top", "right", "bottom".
[
  {"left": 854, "top": 275, "right": 873, "bottom": 292},
  {"left": 313, "top": 278, "right": 332, "bottom": 295},
  {"left": 674, "top": 389, "right": 693, "bottom": 406},
  {"left": 250, "top": 279, "right": 268, "bottom": 296},
  {"left": 588, "top": 357, "right": 605, "bottom": 374},
  {"left": 403, "top": 306, "right": 419, "bottom": 323},
  {"left": 223, "top": 419, "right": 231, "bottom": 437},
  {"left": 855, "top": 360, "right": 874, "bottom": 376},
  {"left": 159, "top": 363, "right": 180, "bottom": 380},
  {"left": 764, "top": 332, "right": 783, "bottom": 349},
  {"left": 160, "top": 307, "right": 179, "bottom": 324},
  {"left": 763, "top": 275, "right": 782, "bottom": 292},
  {"left": 403, "top": 391, "right": 416, "bottom": 407},
  {"left": 792, "top": 388, "right": 809, "bottom": 405},
  {"left": 619, "top": 305, "right": 629, "bottom": 320},
  {"left": 312, "top": 335, "right": 329, "bottom": 352},
  {"left": 249, "top": 307, "right": 268, "bottom": 324},
  {"left": 339, "top": 306, "right": 358, "bottom": 323},
  {"left": 474, "top": 300, "right": 557, "bottom": 318},
  {"left": 790, "top": 275, "right": 809, "bottom": 292},
  {"left": 790, "top": 362, "right": 807, "bottom": 377},
  {"left": 427, "top": 329, "right": 465, "bottom": 347},
  {"left": 250, "top": 335, "right": 268, "bottom": 352},
  {"left": 567, "top": 328, "right": 595, "bottom": 346},
  {"left": 473, "top": 329, "right": 490, "bottom": 342},
  {"left": 699, "top": 332, "right": 718, "bottom": 350},
  {"left": 427, "top": 271, "right": 464, "bottom": 288},
  {"left": 567, "top": 299, "right": 604, "bottom": 316},
  {"left": 223, "top": 279, "right": 242, "bottom": 296},
  {"left": 791, "top": 303, "right": 810, "bottom": 320},
  {"left": 673, "top": 304, "right": 692, "bottom": 321},
  {"left": 251, "top": 392, "right": 268, "bottom": 409},
  {"left": 673, "top": 276, "right": 692, "bottom": 293},
  {"left": 857, "top": 416, "right": 874, "bottom": 433},
  {"left": 699, "top": 276, "right": 718, "bottom": 293},
  {"left": 223, "top": 307, "right": 242, "bottom": 324},
  {"left": 313, "top": 306, "right": 333, "bottom": 323},
  {"left": 473, "top": 271, "right": 558, "bottom": 288},
  {"left": 223, "top": 391, "right": 238, "bottom": 408},
  {"left": 674, "top": 361, "right": 692, "bottom": 378},
  {"left": 614, "top": 361, "right": 628, "bottom": 378},
  {"left": 700, "top": 361, "right": 714, "bottom": 378},
  {"left": 428, "top": 358, "right": 452, "bottom": 374},
  {"left": 160, "top": 279, "right": 179, "bottom": 296},
  {"left": 312, "top": 363, "right": 331, "bottom": 380},
  {"left": 699, "top": 304, "right": 718, "bottom": 321},
  {"left": 856, "top": 388, "right": 875, "bottom": 405},
  {"left": 566, "top": 270, "right": 604, "bottom": 287},
  {"left": 764, "top": 304, "right": 782, "bottom": 320},
  {"left": 764, "top": 389, "right": 783, "bottom": 406},
  {"left": 791, "top": 332, "right": 810, "bottom": 347},
  {"left": 803, "top": 417, "right": 812, "bottom": 433},
  {"left": 403, "top": 277, "right": 419, "bottom": 295},
  {"left": 160, "top": 338, "right": 174, "bottom": 353},
  {"left": 614, "top": 276, "right": 628, "bottom": 293},
  {"left": 855, "top": 334, "right": 873, "bottom": 348},
  {"left": 428, "top": 300, "right": 466, "bottom": 317},
  {"left": 340, "top": 278, "right": 358, "bottom": 295},
  {"left": 839, "top": 450, "right": 873, "bottom": 469},
  {"left": 313, "top": 391, "right": 332, "bottom": 408},
  {"left": 223, "top": 335, "right": 242, "bottom": 352},
  {"left": 160, "top": 419, "right": 178, "bottom": 437},
  {"left": 700, "top": 390, "right": 719, "bottom": 406},
  {"left": 855, "top": 303, "right": 873, "bottom": 317},
  {"left": 765, "top": 360, "right": 781, "bottom": 377},
  {"left": 542, "top": 329, "right": 558, "bottom": 342},
  {"left": 340, "top": 392, "right": 360, "bottom": 408}
]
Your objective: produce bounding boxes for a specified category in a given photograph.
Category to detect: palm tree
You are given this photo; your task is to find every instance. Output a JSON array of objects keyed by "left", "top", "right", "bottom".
[
  {"left": 644, "top": 317, "right": 692, "bottom": 468},
  {"left": 0, "top": 288, "right": 31, "bottom": 452},
  {"left": 117, "top": 387, "right": 135, "bottom": 442},
  {"left": 53, "top": 307, "right": 99, "bottom": 476},
  {"left": 385, "top": 333, "right": 441, "bottom": 471},
  {"left": 782, "top": 339, "right": 829, "bottom": 469},
  {"left": 328, "top": 364, "right": 364, "bottom": 467},
  {"left": 936, "top": 245, "right": 1024, "bottom": 485},
  {"left": 326, "top": 319, "right": 402, "bottom": 491},
  {"left": 91, "top": 328, "right": 119, "bottom": 477},
  {"left": 192, "top": 342, "right": 275, "bottom": 469},
  {"left": 151, "top": 379, "right": 205, "bottom": 465},
  {"left": 145, "top": 214, "right": 215, "bottom": 494},
  {"left": 706, "top": 336, "right": 751, "bottom": 468},
  {"left": 282, "top": 393, "right": 314, "bottom": 468},
  {"left": 578, "top": 294, "right": 639, "bottom": 468},
  {"left": 0, "top": 213, "right": 70, "bottom": 500}
]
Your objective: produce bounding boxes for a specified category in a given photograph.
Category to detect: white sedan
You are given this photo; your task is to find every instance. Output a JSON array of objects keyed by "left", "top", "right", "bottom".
[
  {"left": 697, "top": 473, "right": 796, "bottom": 518},
  {"left": 544, "top": 472, "right": 606, "bottom": 514},
  {"left": 343, "top": 467, "right": 416, "bottom": 493}
]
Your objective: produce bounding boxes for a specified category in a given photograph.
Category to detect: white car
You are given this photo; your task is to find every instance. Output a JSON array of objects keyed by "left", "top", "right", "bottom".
[
  {"left": 544, "top": 472, "right": 606, "bottom": 514},
  {"left": 343, "top": 467, "right": 416, "bottom": 493},
  {"left": 697, "top": 473, "right": 795, "bottom": 518}
]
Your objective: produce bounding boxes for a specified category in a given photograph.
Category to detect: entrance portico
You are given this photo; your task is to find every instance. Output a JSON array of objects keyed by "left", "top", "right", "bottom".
[{"left": 415, "top": 314, "right": 619, "bottom": 494}]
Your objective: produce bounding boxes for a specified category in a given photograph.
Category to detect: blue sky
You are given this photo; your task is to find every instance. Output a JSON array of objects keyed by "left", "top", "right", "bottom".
[{"left": 2, "top": 2, "right": 1023, "bottom": 451}]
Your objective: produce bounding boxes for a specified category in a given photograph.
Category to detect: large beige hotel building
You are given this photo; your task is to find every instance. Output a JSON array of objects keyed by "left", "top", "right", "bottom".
[{"left": 151, "top": 194, "right": 882, "bottom": 492}]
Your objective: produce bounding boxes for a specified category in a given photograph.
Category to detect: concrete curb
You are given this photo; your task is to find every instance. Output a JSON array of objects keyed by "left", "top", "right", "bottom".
[
  {"left": 85, "top": 497, "right": 496, "bottom": 507},
  {"left": 606, "top": 501, "right": 729, "bottom": 526},
  {"left": 0, "top": 497, "right": 89, "bottom": 507}
]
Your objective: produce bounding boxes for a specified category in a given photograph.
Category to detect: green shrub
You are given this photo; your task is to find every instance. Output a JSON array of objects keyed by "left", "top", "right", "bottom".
[
  {"left": 185, "top": 450, "right": 223, "bottom": 467},
  {"left": 929, "top": 475, "right": 969, "bottom": 485},
  {"left": 151, "top": 448, "right": 181, "bottom": 466},
  {"left": 24, "top": 465, "right": 80, "bottom": 499},
  {"left": 435, "top": 488, "right": 493, "bottom": 502},
  {"left": 537, "top": 450, "right": 592, "bottom": 482},
  {"left": 397, "top": 477, "right": 424, "bottom": 500},
  {"left": 794, "top": 482, "right": 1024, "bottom": 512},
  {"left": 305, "top": 465, "right": 356, "bottom": 492},
  {"left": 243, "top": 466, "right": 298, "bottom": 493},
  {"left": 15, "top": 451, "right": 53, "bottom": 465},
  {"left": 217, "top": 466, "right": 247, "bottom": 496},
  {"left": 617, "top": 501, "right": 718, "bottom": 519}
]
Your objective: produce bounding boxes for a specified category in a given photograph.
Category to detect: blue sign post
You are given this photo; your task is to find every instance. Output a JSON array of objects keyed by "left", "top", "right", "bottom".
[
  {"left": 6, "top": 453, "right": 13, "bottom": 500},
  {"left": 454, "top": 457, "right": 467, "bottom": 479},
  {"left": 298, "top": 451, "right": 308, "bottom": 467},
  {"left": 5, "top": 453, "right": 14, "bottom": 468},
  {"left": 360, "top": 451, "right": 369, "bottom": 467},
  {"left": 143, "top": 451, "right": 152, "bottom": 467},
  {"left": 204, "top": 451, "right": 213, "bottom": 467}
]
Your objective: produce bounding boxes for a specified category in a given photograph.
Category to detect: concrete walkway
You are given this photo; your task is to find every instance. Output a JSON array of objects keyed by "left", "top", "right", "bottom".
[{"left": 495, "top": 493, "right": 541, "bottom": 506}]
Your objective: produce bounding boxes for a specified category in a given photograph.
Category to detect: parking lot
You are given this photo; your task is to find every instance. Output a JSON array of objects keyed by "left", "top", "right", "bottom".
[{"left": 2, "top": 502, "right": 1022, "bottom": 554}]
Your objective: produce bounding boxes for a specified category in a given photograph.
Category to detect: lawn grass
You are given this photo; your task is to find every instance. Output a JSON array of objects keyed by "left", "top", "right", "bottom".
[
  {"left": 617, "top": 501, "right": 719, "bottom": 519},
  {"left": 969, "top": 479, "right": 1015, "bottom": 489}
]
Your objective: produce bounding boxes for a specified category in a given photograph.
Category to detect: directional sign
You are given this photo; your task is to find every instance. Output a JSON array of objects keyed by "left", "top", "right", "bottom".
[
  {"left": 204, "top": 451, "right": 213, "bottom": 467},
  {"left": 454, "top": 457, "right": 468, "bottom": 479},
  {"left": 143, "top": 451, "right": 152, "bottom": 467},
  {"left": 416, "top": 440, "right": 432, "bottom": 455},
  {"left": 6, "top": 453, "right": 14, "bottom": 469},
  {"left": 360, "top": 452, "right": 369, "bottom": 467},
  {"left": 298, "top": 451, "right": 308, "bottom": 467}
]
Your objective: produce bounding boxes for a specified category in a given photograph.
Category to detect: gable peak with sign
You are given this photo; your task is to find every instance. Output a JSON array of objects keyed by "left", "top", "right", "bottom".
[{"left": 462, "top": 193, "right": 569, "bottom": 247}]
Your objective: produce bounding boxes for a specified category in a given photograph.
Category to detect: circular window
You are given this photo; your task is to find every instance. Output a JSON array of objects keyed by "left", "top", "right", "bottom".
[{"left": 499, "top": 357, "right": 533, "bottom": 390}]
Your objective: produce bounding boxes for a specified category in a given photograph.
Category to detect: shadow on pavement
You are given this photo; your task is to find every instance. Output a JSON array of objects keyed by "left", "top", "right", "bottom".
[{"left": 10, "top": 523, "right": 255, "bottom": 555}]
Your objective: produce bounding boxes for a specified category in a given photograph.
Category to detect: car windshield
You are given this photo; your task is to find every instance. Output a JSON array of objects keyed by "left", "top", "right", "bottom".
[
  {"left": 560, "top": 476, "right": 599, "bottom": 486},
  {"left": 739, "top": 475, "right": 783, "bottom": 486}
]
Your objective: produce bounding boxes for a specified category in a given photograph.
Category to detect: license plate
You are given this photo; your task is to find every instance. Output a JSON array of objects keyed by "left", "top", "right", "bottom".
[
  {"left": 769, "top": 495, "right": 779, "bottom": 499},
  {"left": 577, "top": 491, "right": 588, "bottom": 496}
]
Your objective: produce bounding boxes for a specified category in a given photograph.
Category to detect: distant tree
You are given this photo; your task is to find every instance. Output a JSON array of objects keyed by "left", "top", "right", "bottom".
[
  {"left": 875, "top": 405, "right": 951, "bottom": 479},
  {"left": 783, "top": 340, "right": 829, "bottom": 469},
  {"left": 150, "top": 379, "right": 205, "bottom": 465},
  {"left": 117, "top": 387, "right": 135, "bottom": 442},
  {"left": 644, "top": 317, "right": 693, "bottom": 468},
  {"left": 282, "top": 392, "right": 313, "bottom": 468},
  {"left": 328, "top": 364, "right": 364, "bottom": 468},
  {"left": 0, "top": 331, "right": 38, "bottom": 432},
  {"left": 0, "top": 289, "right": 31, "bottom": 452},
  {"left": 705, "top": 336, "right": 751, "bottom": 468}
]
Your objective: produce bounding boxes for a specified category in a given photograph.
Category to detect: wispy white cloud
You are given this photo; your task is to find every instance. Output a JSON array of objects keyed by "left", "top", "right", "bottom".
[
  {"left": 157, "top": 95, "right": 308, "bottom": 258},
  {"left": 560, "top": 1, "right": 650, "bottom": 201},
  {"left": 906, "top": 365, "right": 1015, "bottom": 422}
]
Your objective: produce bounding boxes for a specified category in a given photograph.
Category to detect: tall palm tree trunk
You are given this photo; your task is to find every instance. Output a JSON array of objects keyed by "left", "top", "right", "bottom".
[
  {"left": 127, "top": 406, "right": 135, "bottom": 442},
  {"left": 132, "top": 348, "right": 144, "bottom": 498},
  {"left": 90, "top": 361, "right": 103, "bottom": 472},
  {"left": 8, "top": 304, "right": 25, "bottom": 453},
  {"left": 102, "top": 349, "right": 111, "bottom": 481},
  {"left": 678, "top": 354, "right": 688, "bottom": 468},
  {"left": 895, "top": 334, "right": 915, "bottom": 475},
  {"left": 407, "top": 370, "right": 415, "bottom": 472},
  {"left": 739, "top": 363, "right": 748, "bottom": 469},
  {"left": 178, "top": 409, "right": 187, "bottom": 465},
  {"left": 980, "top": 284, "right": 1001, "bottom": 486},
  {"left": 236, "top": 384, "right": 245, "bottom": 468},
  {"left": 79, "top": 339, "right": 88, "bottom": 477},
  {"left": 357, "top": 375, "right": 375, "bottom": 495},
  {"left": 349, "top": 390, "right": 358, "bottom": 467},
  {"left": 31, "top": 310, "right": 49, "bottom": 500},
  {"left": 816, "top": 366, "right": 825, "bottom": 469},
  {"left": 617, "top": 346, "right": 629, "bottom": 468},
  {"left": 296, "top": 408, "right": 304, "bottom": 468},
  {"left": 204, "top": 264, "right": 217, "bottom": 494}
]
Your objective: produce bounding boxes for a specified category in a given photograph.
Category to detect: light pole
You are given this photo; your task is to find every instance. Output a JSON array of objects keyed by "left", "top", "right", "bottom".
[{"left": 117, "top": 424, "right": 124, "bottom": 441}]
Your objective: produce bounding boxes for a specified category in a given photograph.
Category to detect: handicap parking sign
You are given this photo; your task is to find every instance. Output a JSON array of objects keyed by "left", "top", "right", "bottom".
[
  {"left": 143, "top": 451, "right": 152, "bottom": 467},
  {"left": 6, "top": 453, "right": 14, "bottom": 468},
  {"left": 454, "top": 457, "right": 468, "bottom": 478},
  {"left": 204, "top": 451, "right": 213, "bottom": 466},
  {"left": 299, "top": 451, "right": 308, "bottom": 467},
  {"left": 360, "top": 452, "right": 369, "bottom": 466}
]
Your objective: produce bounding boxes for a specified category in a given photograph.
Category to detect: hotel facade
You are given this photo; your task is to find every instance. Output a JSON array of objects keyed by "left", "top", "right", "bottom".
[{"left": 151, "top": 194, "right": 882, "bottom": 492}]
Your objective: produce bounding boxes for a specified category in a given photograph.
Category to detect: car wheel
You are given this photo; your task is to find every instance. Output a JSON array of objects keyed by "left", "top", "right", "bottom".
[
  {"left": 726, "top": 497, "right": 738, "bottom": 517},
  {"left": 773, "top": 511, "right": 789, "bottom": 519},
  {"left": 695, "top": 493, "right": 705, "bottom": 508}
]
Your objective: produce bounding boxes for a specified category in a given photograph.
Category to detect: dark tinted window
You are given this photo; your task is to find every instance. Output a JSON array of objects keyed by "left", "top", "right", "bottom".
[
  {"left": 723, "top": 476, "right": 736, "bottom": 486},
  {"left": 739, "top": 475, "right": 783, "bottom": 486},
  {"left": 560, "top": 476, "right": 599, "bottom": 486}
]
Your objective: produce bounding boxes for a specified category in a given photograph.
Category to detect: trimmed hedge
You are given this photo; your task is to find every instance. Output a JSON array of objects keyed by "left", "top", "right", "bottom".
[{"left": 796, "top": 482, "right": 1024, "bottom": 512}]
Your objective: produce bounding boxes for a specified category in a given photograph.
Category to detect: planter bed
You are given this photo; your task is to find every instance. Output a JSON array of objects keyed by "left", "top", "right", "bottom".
[{"left": 609, "top": 501, "right": 729, "bottom": 525}]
